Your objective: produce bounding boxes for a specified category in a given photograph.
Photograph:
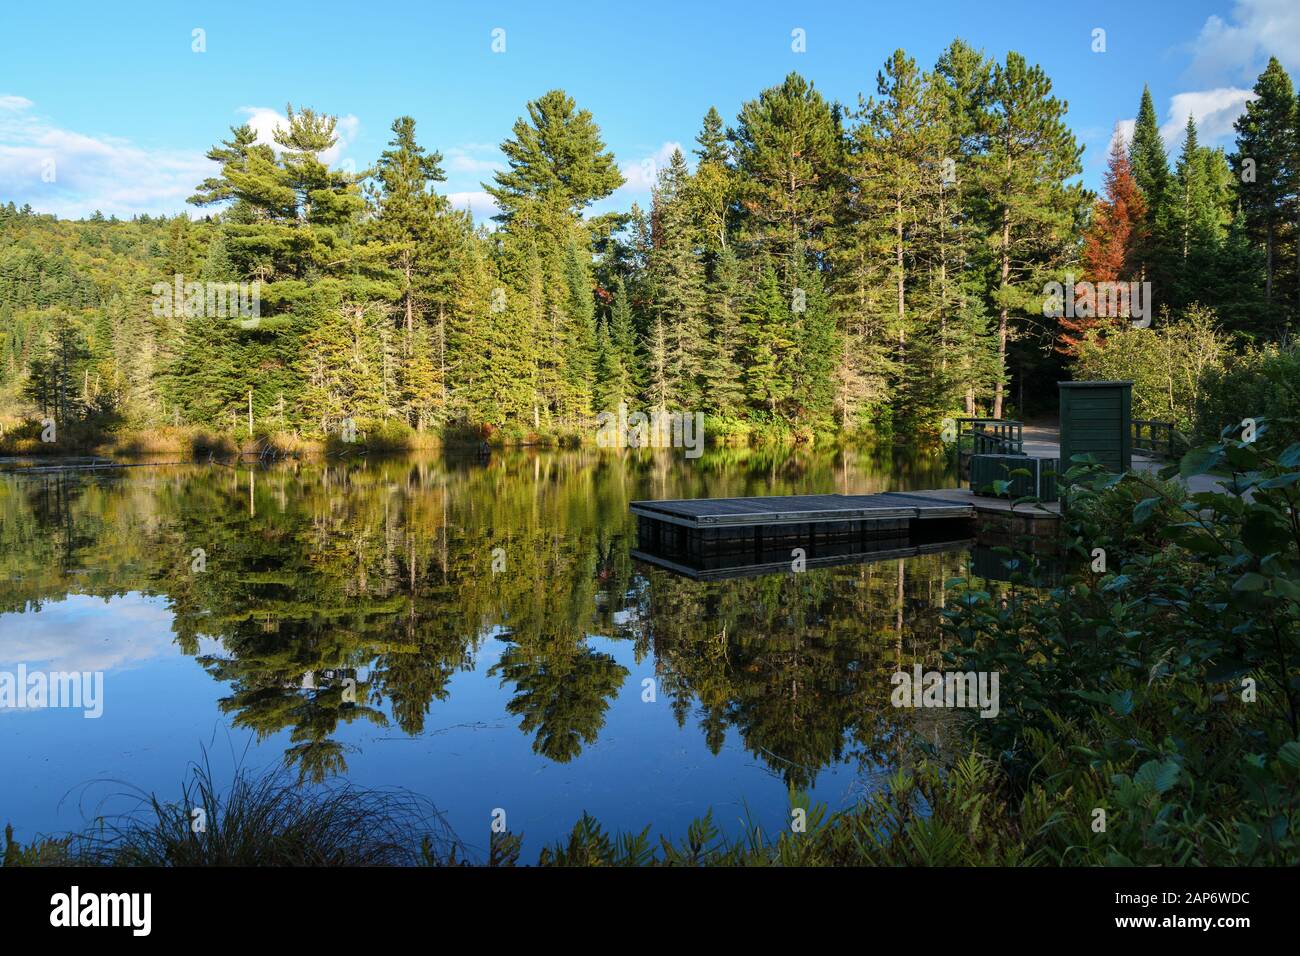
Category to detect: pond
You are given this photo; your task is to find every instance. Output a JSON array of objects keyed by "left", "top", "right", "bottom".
[{"left": 0, "top": 444, "right": 993, "bottom": 858}]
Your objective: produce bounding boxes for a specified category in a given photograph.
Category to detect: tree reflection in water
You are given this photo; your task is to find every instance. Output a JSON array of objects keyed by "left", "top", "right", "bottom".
[{"left": 0, "top": 444, "right": 969, "bottom": 787}]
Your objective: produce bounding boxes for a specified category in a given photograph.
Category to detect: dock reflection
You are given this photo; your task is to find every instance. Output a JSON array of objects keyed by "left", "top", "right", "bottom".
[{"left": 632, "top": 516, "right": 979, "bottom": 581}]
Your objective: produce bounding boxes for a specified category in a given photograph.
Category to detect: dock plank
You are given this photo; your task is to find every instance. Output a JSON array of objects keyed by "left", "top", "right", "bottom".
[{"left": 630, "top": 491, "right": 973, "bottom": 528}]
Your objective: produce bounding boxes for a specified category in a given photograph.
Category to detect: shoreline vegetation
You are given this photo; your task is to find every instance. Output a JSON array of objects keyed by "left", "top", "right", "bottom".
[
  {"left": 3, "top": 47, "right": 1298, "bottom": 460},
  {"left": 0, "top": 425, "right": 843, "bottom": 468},
  {"left": 0, "top": 417, "right": 826, "bottom": 460},
  {"left": 6, "top": 429, "right": 1298, "bottom": 867}
]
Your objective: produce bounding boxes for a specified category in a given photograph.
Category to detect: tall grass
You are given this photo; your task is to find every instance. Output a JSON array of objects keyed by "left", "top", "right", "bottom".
[{"left": 6, "top": 758, "right": 463, "bottom": 867}]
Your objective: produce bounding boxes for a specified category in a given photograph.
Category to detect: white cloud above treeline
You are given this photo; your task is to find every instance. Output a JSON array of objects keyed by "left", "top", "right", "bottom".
[
  {"left": 1187, "top": 0, "right": 1300, "bottom": 83},
  {"left": 237, "top": 105, "right": 360, "bottom": 166},
  {"left": 618, "top": 141, "right": 686, "bottom": 192},
  {"left": 0, "top": 95, "right": 212, "bottom": 219},
  {"left": 1161, "top": 88, "right": 1255, "bottom": 142},
  {"left": 447, "top": 190, "right": 498, "bottom": 219},
  {"left": 0, "top": 98, "right": 368, "bottom": 220},
  {"left": 1107, "top": 87, "right": 1256, "bottom": 159}
]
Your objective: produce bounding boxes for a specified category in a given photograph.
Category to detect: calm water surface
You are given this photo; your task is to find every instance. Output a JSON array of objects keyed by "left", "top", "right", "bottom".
[{"left": 0, "top": 444, "right": 981, "bottom": 857}]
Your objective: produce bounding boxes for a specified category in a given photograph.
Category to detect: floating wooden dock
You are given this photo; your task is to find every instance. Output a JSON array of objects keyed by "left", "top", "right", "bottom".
[
  {"left": 631, "top": 489, "right": 1061, "bottom": 580},
  {"left": 632, "top": 492, "right": 977, "bottom": 577},
  {"left": 630, "top": 491, "right": 974, "bottom": 529}
]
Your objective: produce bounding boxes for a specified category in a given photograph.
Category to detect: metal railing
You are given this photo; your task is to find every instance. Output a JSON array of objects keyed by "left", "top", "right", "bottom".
[
  {"left": 955, "top": 418, "right": 1024, "bottom": 477},
  {"left": 1131, "top": 419, "right": 1181, "bottom": 459},
  {"left": 956, "top": 418, "right": 1024, "bottom": 455}
]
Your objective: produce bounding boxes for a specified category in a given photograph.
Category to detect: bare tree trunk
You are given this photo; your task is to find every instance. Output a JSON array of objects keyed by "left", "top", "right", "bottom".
[
  {"left": 404, "top": 251, "right": 414, "bottom": 334},
  {"left": 993, "top": 210, "right": 1010, "bottom": 419},
  {"left": 938, "top": 194, "right": 948, "bottom": 376},
  {"left": 60, "top": 325, "right": 68, "bottom": 424},
  {"left": 1265, "top": 223, "right": 1274, "bottom": 301},
  {"left": 438, "top": 304, "right": 447, "bottom": 413},
  {"left": 896, "top": 198, "right": 906, "bottom": 356}
]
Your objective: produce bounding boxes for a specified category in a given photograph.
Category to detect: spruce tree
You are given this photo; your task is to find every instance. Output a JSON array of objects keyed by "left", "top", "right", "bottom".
[
  {"left": 368, "top": 116, "right": 452, "bottom": 333},
  {"left": 700, "top": 247, "right": 745, "bottom": 418},
  {"left": 791, "top": 261, "right": 837, "bottom": 429},
  {"left": 560, "top": 237, "right": 597, "bottom": 424},
  {"left": 1129, "top": 86, "right": 1171, "bottom": 215},
  {"left": 690, "top": 108, "right": 733, "bottom": 259},
  {"left": 449, "top": 234, "right": 534, "bottom": 428},
  {"left": 732, "top": 73, "right": 843, "bottom": 281},
  {"left": 1128, "top": 86, "right": 1175, "bottom": 299},
  {"left": 742, "top": 265, "right": 796, "bottom": 417},
  {"left": 1173, "top": 117, "right": 1236, "bottom": 311},
  {"left": 1174, "top": 115, "right": 1203, "bottom": 262},
  {"left": 368, "top": 116, "right": 463, "bottom": 428},
  {"left": 1231, "top": 57, "right": 1297, "bottom": 321},
  {"left": 603, "top": 277, "right": 639, "bottom": 409},
  {"left": 644, "top": 313, "right": 670, "bottom": 411},
  {"left": 648, "top": 149, "right": 707, "bottom": 409},
  {"left": 694, "top": 106, "right": 729, "bottom": 166},
  {"left": 1208, "top": 214, "right": 1270, "bottom": 335},
  {"left": 975, "top": 52, "right": 1085, "bottom": 418},
  {"left": 398, "top": 323, "right": 440, "bottom": 431},
  {"left": 593, "top": 316, "right": 617, "bottom": 413}
]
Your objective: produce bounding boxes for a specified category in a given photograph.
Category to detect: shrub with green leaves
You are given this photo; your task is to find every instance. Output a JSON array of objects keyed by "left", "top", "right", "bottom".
[
  {"left": 940, "top": 422, "right": 1300, "bottom": 864},
  {"left": 1197, "top": 344, "right": 1300, "bottom": 449},
  {"left": 1073, "top": 306, "right": 1228, "bottom": 431}
]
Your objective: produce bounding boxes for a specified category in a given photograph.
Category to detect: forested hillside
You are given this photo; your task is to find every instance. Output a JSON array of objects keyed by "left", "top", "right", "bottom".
[{"left": 1, "top": 42, "right": 1295, "bottom": 451}]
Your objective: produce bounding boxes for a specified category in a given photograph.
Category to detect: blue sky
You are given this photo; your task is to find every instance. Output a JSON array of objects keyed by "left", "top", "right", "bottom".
[{"left": 1, "top": 0, "right": 1296, "bottom": 221}]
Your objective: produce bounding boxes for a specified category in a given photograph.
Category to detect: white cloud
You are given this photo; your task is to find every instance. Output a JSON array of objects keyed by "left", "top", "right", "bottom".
[
  {"left": 0, "top": 98, "right": 212, "bottom": 219},
  {"left": 336, "top": 114, "right": 360, "bottom": 145},
  {"left": 0, "top": 100, "right": 365, "bottom": 220},
  {"left": 1188, "top": 0, "right": 1300, "bottom": 82},
  {"left": 618, "top": 141, "right": 685, "bottom": 192},
  {"left": 238, "top": 106, "right": 289, "bottom": 152},
  {"left": 445, "top": 143, "right": 504, "bottom": 175},
  {"left": 1107, "top": 119, "right": 1135, "bottom": 155},
  {"left": 0, "top": 593, "right": 176, "bottom": 673},
  {"left": 1159, "top": 88, "right": 1256, "bottom": 146},
  {"left": 237, "top": 105, "right": 359, "bottom": 166},
  {"left": 447, "top": 190, "right": 498, "bottom": 219},
  {"left": 1104, "top": 86, "right": 1255, "bottom": 164}
]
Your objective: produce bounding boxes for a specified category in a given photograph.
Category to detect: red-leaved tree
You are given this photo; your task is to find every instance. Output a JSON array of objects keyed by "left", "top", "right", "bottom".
[{"left": 1059, "top": 136, "right": 1147, "bottom": 354}]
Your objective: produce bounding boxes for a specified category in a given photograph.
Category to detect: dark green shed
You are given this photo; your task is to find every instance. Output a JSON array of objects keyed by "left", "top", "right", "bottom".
[{"left": 1058, "top": 381, "right": 1132, "bottom": 472}]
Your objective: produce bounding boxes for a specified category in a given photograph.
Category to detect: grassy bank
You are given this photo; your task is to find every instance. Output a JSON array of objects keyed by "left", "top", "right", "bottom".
[
  {"left": 0, "top": 751, "right": 1098, "bottom": 867},
  {"left": 3, "top": 760, "right": 460, "bottom": 867},
  {"left": 0, "top": 414, "right": 865, "bottom": 461},
  {"left": 0, "top": 421, "right": 443, "bottom": 460}
]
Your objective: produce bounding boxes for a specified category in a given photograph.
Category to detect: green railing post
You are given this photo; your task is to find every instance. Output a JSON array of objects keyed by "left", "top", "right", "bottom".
[{"left": 955, "top": 418, "right": 1024, "bottom": 477}]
